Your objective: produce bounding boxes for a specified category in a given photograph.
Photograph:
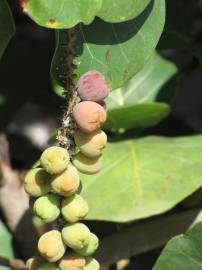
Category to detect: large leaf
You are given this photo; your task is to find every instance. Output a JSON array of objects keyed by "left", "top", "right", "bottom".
[
  {"left": 104, "top": 103, "right": 170, "bottom": 131},
  {"left": 51, "top": 0, "right": 165, "bottom": 91},
  {"left": 104, "top": 53, "right": 176, "bottom": 131},
  {"left": 0, "top": 0, "right": 15, "bottom": 59},
  {"left": 153, "top": 222, "right": 202, "bottom": 270},
  {"left": 0, "top": 220, "right": 13, "bottom": 270},
  {"left": 19, "top": 0, "right": 102, "bottom": 29},
  {"left": 81, "top": 135, "right": 202, "bottom": 222},
  {"left": 97, "top": 0, "right": 151, "bottom": 23}
]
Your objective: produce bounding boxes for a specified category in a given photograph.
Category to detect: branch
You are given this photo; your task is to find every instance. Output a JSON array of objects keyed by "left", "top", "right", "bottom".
[
  {"left": 57, "top": 28, "right": 77, "bottom": 157},
  {"left": 0, "top": 256, "right": 25, "bottom": 270},
  {"left": 95, "top": 208, "right": 202, "bottom": 265}
]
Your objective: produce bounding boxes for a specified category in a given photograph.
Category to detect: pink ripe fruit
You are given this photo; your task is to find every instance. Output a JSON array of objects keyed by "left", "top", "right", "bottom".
[
  {"left": 73, "top": 101, "right": 107, "bottom": 133},
  {"left": 76, "top": 71, "right": 110, "bottom": 102}
]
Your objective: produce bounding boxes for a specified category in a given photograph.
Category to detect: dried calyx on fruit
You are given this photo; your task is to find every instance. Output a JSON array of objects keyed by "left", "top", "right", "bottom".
[{"left": 24, "top": 71, "right": 109, "bottom": 270}]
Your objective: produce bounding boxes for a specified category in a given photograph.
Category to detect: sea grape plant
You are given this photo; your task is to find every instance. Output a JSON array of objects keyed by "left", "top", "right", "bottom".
[{"left": 2, "top": 1, "right": 202, "bottom": 270}]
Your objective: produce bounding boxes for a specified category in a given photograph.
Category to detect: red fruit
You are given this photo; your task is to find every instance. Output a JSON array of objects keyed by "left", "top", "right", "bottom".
[
  {"left": 76, "top": 71, "right": 110, "bottom": 102},
  {"left": 73, "top": 101, "right": 107, "bottom": 133}
]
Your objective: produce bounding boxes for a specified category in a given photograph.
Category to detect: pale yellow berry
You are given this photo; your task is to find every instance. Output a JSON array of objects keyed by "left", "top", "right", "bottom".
[
  {"left": 38, "top": 230, "right": 66, "bottom": 262},
  {"left": 40, "top": 146, "right": 69, "bottom": 174},
  {"left": 61, "top": 194, "right": 89, "bottom": 223},
  {"left": 62, "top": 223, "right": 90, "bottom": 250},
  {"left": 73, "top": 153, "right": 101, "bottom": 175},
  {"left": 24, "top": 168, "right": 51, "bottom": 197},
  {"left": 74, "top": 130, "right": 107, "bottom": 158},
  {"left": 59, "top": 253, "right": 86, "bottom": 270}
]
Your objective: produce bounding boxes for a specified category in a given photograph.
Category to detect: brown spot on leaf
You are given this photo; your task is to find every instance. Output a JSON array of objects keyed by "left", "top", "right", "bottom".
[
  {"left": 107, "top": 71, "right": 112, "bottom": 80},
  {"left": 123, "top": 64, "right": 132, "bottom": 80},
  {"left": 105, "top": 49, "right": 110, "bottom": 66},
  {"left": 48, "top": 19, "right": 56, "bottom": 24}
]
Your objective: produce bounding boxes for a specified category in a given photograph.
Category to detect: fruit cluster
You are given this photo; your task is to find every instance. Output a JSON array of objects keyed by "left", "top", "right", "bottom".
[{"left": 24, "top": 71, "right": 109, "bottom": 270}]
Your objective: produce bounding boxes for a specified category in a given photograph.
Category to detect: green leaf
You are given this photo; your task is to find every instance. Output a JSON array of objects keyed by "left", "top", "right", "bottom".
[
  {"left": 104, "top": 103, "right": 170, "bottom": 131},
  {"left": 51, "top": 0, "right": 165, "bottom": 91},
  {"left": 0, "top": 0, "right": 15, "bottom": 59},
  {"left": 81, "top": 135, "right": 202, "bottom": 222},
  {"left": 0, "top": 220, "right": 13, "bottom": 270},
  {"left": 153, "top": 222, "right": 202, "bottom": 270},
  {"left": 20, "top": 0, "right": 102, "bottom": 29},
  {"left": 98, "top": 0, "right": 151, "bottom": 23},
  {"left": 103, "top": 53, "right": 176, "bottom": 131}
]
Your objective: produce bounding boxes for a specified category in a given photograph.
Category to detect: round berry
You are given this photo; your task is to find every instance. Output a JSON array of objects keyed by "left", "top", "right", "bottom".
[
  {"left": 73, "top": 153, "right": 101, "bottom": 175},
  {"left": 40, "top": 146, "right": 69, "bottom": 175},
  {"left": 59, "top": 253, "right": 86, "bottom": 270},
  {"left": 84, "top": 258, "right": 100, "bottom": 270},
  {"left": 24, "top": 168, "right": 51, "bottom": 197},
  {"left": 76, "top": 233, "right": 99, "bottom": 257},
  {"left": 62, "top": 223, "right": 90, "bottom": 250},
  {"left": 33, "top": 194, "right": 60, "bottom": 223},
  {"left": 74, "top": 130, "right": 107, "bottom": 158},
  {"left": 76, "top": 71, "right": 110, "bottom": 102},
  {"left": 51, "top": 164, "right": 80, "bottom": 197},
  {"left": 73, "top": 101, "right": 107, "bottom": 133},
  {"left": 61, "top": 194, "right": 89, "bottom": 223},
  {"left": 38, "top": 230, "right": 65, "bottom": 262}
]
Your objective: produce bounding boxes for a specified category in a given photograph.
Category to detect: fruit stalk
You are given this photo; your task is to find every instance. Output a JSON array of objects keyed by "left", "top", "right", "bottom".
[{"left": 57, "top": 28, "right": 77, "bottom": 156}]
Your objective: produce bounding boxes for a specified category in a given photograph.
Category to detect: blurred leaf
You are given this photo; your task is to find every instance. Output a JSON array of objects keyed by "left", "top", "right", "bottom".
[
  {"left": 0, "top": 220, "right": 13, "bottom": 270},
  {"left": 104, "top": 103, "right": 170, "bottom": 131},
  {"left": 153, "top": 222, "right": 202, "bottom": 270},
  {"left": 51, "top": 0, "right": 165, "bottom": 91},
  {"left": 19, "top": 0, "right": 102, "bottom": 29},
  {"left": 82, "top": 135, "right": 202, "bottom": 222},
  {"left": 0, "top": 0, "right": 15, "bottom": 59},
  {"left": 104, "top": 53, "right": 176, "bottom": 130},
  {"left": 97, "top": 0, "right": 150, "bottom": 23}
]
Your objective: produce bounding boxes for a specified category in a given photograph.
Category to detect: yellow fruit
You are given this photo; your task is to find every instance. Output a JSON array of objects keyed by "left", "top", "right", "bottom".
[
  {"left": 51, "top": 164, "right": 80, "bottom": 197},
  {"left": 24, "top": 168, "right": 51, "bottom": 197},
  {"left": 59, "top": 253, "right": 86, "bottom": 270},
  {"left": 73, "top": 153, "right": 101, "bottom": 174},
  {"left": 61, "top": 194, "right": 89, "bottom": 223},
  {"left": 74, "top": 130, "right": 107, "bottom": 158},
  {"left": 38, "top": 230, "right": 66, "bottom": 262},
  {"left": 40, "top": 146, "right": 69, "bottom": 175}
]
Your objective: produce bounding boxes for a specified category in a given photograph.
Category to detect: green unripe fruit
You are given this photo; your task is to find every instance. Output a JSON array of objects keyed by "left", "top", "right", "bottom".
[
  {"left": 39, "top": 262, "right": 59, "bottom": 270},
  {"left": 76, "top": 233, "right": 99, "bottom": 256},
  {"left": 73, "top": 153, "right": 101, "bottom": 175},
  {"left": 33, "top": 194, "right": 60, "bottom": 223},
  {"left": 26, "top": 256, "right": 43, "bottom": 270},
  {"left": 38, "top": 230, "right": 65, "bottom": 262},
  {"left": 62, "top": 223, "right": 90, "bottom": 250},
  {"left": 59, "top": 254, "right": 86, "bottom": 270},
  {"left": 61, "top": 194, "right": 89, "bottom": 223},
  {"left": 84, "top": 258, "right": 100, "bottom": 270},
  {"left": 74, "top": 130, "right": 107, "bottom": 158},
  {"left": 51, "top": 164, "right": 80, "bottom": 197},
  {"left": 32, "top": 215, "right": 45, "bottom": 227},
  {"left": 24, "top": 168, "right": 51, "bottom": 197},
  {"left": 40, "top": 146, "right": 69, "bottom": 174}
]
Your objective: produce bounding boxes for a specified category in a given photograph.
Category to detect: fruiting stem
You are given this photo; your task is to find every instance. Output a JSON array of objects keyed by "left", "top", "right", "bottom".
[{"left": 57, "top": 28, "right": 77, "bottom": 157}]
